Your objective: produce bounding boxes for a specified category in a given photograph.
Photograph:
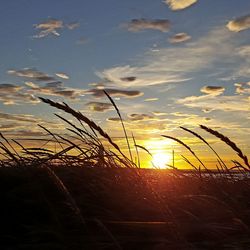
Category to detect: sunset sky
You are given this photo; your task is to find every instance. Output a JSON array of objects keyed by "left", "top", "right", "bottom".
[{"left": 1, "top": 0, "right": 250, "bottom": 168}]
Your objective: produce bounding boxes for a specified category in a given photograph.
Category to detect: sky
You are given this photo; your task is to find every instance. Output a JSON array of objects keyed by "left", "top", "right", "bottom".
[{"left": 1, "top": 0, "right": 250, "bottom": 169}]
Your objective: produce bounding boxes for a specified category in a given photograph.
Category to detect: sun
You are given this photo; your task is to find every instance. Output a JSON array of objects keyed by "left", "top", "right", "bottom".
[{"left": 152, "top": 153, "right": 172, "bottom": 169}]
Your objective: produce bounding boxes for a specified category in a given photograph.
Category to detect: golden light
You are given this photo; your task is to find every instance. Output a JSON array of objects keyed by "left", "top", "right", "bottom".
[{"left": 152, "top": 152, "right": 172, "bottom": 169}]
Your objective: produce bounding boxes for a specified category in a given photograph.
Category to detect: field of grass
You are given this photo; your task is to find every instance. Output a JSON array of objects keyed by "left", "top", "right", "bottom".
[{"left": 0, "top": 95, "right": 250, "bottom": 249}]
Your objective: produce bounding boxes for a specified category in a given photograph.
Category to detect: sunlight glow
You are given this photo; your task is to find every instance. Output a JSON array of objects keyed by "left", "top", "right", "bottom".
[{"left": 152, "top": 153, "right": 172, "bottom": 169}]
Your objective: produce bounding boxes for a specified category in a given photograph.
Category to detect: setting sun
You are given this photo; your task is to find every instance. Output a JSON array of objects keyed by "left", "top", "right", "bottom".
[{"left": 152, "top": 153, "right": 172, "bottom": 169}]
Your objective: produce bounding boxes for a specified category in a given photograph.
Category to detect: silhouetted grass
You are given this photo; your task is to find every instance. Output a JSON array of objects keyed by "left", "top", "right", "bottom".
[{"left": 0, "top": 95, "right": 249, "bottom": 249}]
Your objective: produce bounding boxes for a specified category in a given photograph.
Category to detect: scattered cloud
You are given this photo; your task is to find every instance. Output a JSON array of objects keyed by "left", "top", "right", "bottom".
[
  {"left": 227, "top": 14, "right": 250, "bottom": 32},
  {"left": 200, "top": 86, "right": 225, "bottom": 95},
  {"left": 0, "top": 112, "right": 40, "bottom": 123},
  {"left": 177, "top": 94, "right": 250, "bottom": 112},
  {"left": 26, "top": 81, "right": 85, "bottom": 99},
  {"left": 165, "top": 0, "right": 198, "bottom": 10},
  {"left": 8, "top": 68, "right": 54, "bottom": 82},
  {"left": 34, "top": 19, "right": 63, "bottom": 38},
  {"left": 168, "top": 33, "right": 191, "bottom": 43},
  {"left": 152, "top": 111, "right": 167, "bottom": 116},
  {"left": 235, "top": 82, "right": 250, "bottom": 94},
  {"left": 100, "top": 65, "right": 189, "bottom": 87},
  {"left": 127, "top": 19, "right": 170, "bottom": 32},
  {"left": 128, "top": 113, "right": 154, "bottom": 121},
  {"left": 86, "top": 102, "right": 113, "bottom": 112},
  {"left": 87, "top": 88, "right": 143, "bottom": 98},
  {"left": 120, "top": 76, "right": 136, "bottom": 82},
  {"left": 66, "top": 22, "right": 80, "bottom": 30},
  {"left": 144, "top": 98, "right": 158, "bottom": 102},
  {"left": 55, "top": 72, "right": 69, "bottom": 79},
  {"left": 0, "top": 83, "right": 22, "bottom": 93},
  {"left": 0, "top": 83, "right": 38, "bottom": 105},
  {"left": 100, "top": 27, "right": 238, "bottom": 88}
]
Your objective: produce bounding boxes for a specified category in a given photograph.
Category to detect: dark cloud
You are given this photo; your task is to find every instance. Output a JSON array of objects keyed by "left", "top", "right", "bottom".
[
  {"left": 128, "top": 113, "right": 154, "bottom": 121},
  {"left": 86, "top": 102, "right": 113, "bottom": 112},
  {"left": 88, "top": 88, "right": 143, "bottom": 98},
  {"left": 0, "top": 112, "right": 40, "bottom": 123},
  {"left": 127, "top": 19, "right": 170, "bottom": 32},
  {"left": 107, "top": 117, "right": 121, "bottom": 122},
  {"left": 200, "top": 86, "right": 225, "bottom": 95},
  {"left": 168, "top": 33, "right": 191, "bottom": 43},
  {"left": 0, "top": 83, "right": 22, "bottom": 92},
  {"left": 8, "top": 68, "right": 54, "bottom": 82},
  {"left": 227, "top": 14, "right": 250, "bottom": 32},
  {"left": 120, "top": 76, "right": 137, "bottom": 82}
]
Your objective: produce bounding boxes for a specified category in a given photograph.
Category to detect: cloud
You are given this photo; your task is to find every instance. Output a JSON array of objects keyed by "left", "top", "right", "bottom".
[
  {"left": 200, "top": 86, "right": 225, "bottom": 95},
  {"left": 128, "top": 113, "right": 154, "bottom": 121},
  {"left": 165, "top": 0, "right": 198, "bottom": 10},
  {"left": 55, "top": 72, "right": 69, "bottom": 79},
  {"left": 100, "top": 65, "right": 189, "bottom": 87},
  {"left": 0, "top": 83, "right": 39, "bottom": 105},
  {"left": 8, "top": 68, "right": 54, "bottom": 82},
  {"left": 127, "top": 19, "right": 170, "bottom": 32},
  {"left": 144, "top": 98, "right": 158, "bottom": 102},
  {"left": 106, "top": 117, "right": 121, "bottom": 122},
  {"left": 34, "top": 19, "right": 64, "bottom": 38},
  {"left": 86, "top": 102, "right": 113, "bottom": 112},
  {"left": 227, "top": 14, "right": 250, "bottom": 32},
  {"left": 26, "top": 81, "right": 85, "bottom": 99},
  {"left": 87, "top": 88, "right": 143, "bottom": 98},
  {"left": 0, "top": 83, "right": 22, "bottom": 93},
  {"left": 177, "top": 94, "right": 250, "bottom": 112},
  {"left": 120, "top": 76, "right": 136, "bottom": 82},
  {"left": 100, "top": 27, "right": 238, "bottom": 88},
  {"left": 0, "top": 112, "right": 40, "bottom": 123},
  {"left": 152, "top": 111, "right": 167, "bottom": 116},
  {"left": 66, "top": 22, "right": 80, "bottom": 30},
  {"left": 168, "top": 33, "right": 191, "bottom": 43},
  {"left": 235, "top": 82, "right": 250, "bottom": 94}
]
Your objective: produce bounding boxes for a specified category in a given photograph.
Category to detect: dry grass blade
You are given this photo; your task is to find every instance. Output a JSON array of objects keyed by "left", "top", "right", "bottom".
[
  {"left": 134, "top": 144, "right": 152, "bottom": 157},
  {"left": 39, "top": 97, "right": 127, "bottom": 161},
  {"left": 103, "top": 90, "right": 133, "bottom": 162},
  {"left": 132, "top": 133, "right": 140, "bottom": 168},
  {"left": 162, "top": 135, "right": 208, "bottom": 171},
  {"left": 180, "top": 126, "right": 228, "bottom": 171},
  {"left": 200, "top": 125, "right": 250, "bottom": 169}
]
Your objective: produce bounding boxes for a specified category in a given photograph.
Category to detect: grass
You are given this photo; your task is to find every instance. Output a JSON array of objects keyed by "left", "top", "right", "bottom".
[{"left": 0, "top": 94, "right": 250, "bottom": 249}]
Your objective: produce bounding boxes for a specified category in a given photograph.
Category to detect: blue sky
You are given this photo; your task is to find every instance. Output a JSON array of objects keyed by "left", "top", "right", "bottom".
[{"left": 1, "top": 0, "right": 250, "bottom": 168}]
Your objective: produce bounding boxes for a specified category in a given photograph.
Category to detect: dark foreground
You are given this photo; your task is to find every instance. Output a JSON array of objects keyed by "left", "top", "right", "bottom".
[{"left": 1, "top": 166, "right": 250, "bottom": 250}]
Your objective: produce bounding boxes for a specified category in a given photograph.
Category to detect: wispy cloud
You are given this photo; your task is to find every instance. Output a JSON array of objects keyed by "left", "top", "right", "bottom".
[
  {"left": 66, "top": 22, "right": 80, "bottom": 30},
  {"left": 200, "top": 86, "right": 225, "bottom": 95},
  {"left": 235, "top": 82, "right": 250, "bottom": 94},
  {"left": 165, "top": 0, "right": 198, "bottom": 10},
  {"left": 168, "top": 33, "right": 191, "bottom": 43},
  {"left": 227, "top": 14, "right": 250, "bottom": 32},
  {"left": 126, "top": 19, "right": 170, "bottom": 32},
  {"left": 128, "top": 113, "right": 155, "bottom": 121},
  {"left": 100, "top": 27, "right": 249, "bottom": 88},
  {"left": 33, "top": 19, "right": 80, "bottom": 38},
  {"left": 55, "top": 72, "right": 69, "bottom": 79},
  {"left": 87, "top": 88, "right": 143, "bottom": 98},
  {"left": 8, "top": 68, "right": 54, "bottom": 82},
  {"left": 177, "top": 94, "right": 250, "bottom": 112},
  {"left": 34, "top": 19, "right": 63, "bottom": 38},
  {"left": 0, "top": 112, "right": 41, "bottom": 123},
  {"left": 86, "top": 102, "right": 113, "bottom": 112}
]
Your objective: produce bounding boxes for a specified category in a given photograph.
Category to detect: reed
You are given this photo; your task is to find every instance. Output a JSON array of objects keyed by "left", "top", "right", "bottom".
[{"left": 200, "top": 125, "right": 250, "bottom": 169}]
